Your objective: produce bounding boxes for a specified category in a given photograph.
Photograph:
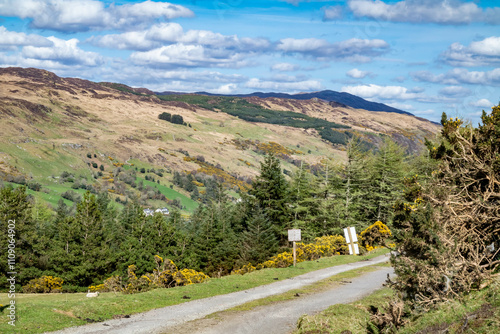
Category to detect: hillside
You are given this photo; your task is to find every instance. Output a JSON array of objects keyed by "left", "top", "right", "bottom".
[
  {"left": 0, "top": 67, "right": 440, "bottom": 211},
  {"left": 191, "top": 89, "right": 412, "bottom": 115}
]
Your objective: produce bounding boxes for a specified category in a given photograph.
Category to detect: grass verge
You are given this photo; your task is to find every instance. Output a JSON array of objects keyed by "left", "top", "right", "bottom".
[
  {"left": 294, "top": 269, "right": 499, "bottom": 334},
  {"left": 0, "top": 250, "right": 388, "bottom": 333}
]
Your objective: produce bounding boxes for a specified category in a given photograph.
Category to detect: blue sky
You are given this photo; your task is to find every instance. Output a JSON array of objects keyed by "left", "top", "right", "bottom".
[{"left": 1, "top": 0, "right": 499, "bottom": 123}]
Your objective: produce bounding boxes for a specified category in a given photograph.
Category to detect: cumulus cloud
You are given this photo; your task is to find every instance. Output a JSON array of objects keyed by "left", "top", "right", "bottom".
[
  {"left": 277, "top": 37, "right": 389, "bottom": 62},
  {"left": 346, "top": 68, "right": 372, "bottom": 79},
  {"left": 469, "top": 99, "right": 494, "bottom": 108},
  {"left": 22, "top": 36, "right": 104, "bottom": 66},
  {"left": 322, "top": 6, "right": 343, "bottom": 21},
  {"left": 0, "top": 26, "right": 52, "bottom": 50},
  {"left": 441, "top": 36, "right": 500, "bottom": 67},
  {"left": 90, "top": 22, "right": 271, "bottom": 52},
  {"left": 412, "top": 68, "right": 500, "bottom": 86},
  {"left": 0, "top": 0, "right": 194, "bottom": 32},
  {"left": 245, "top": 78, "right": 322, "bottom": 92},
  {"left": 348, "top": 0, "right": 500, "bottom": 25},
  {"left": 341, "top": 83, "right": 423, "bottom": 100},
  {"left": 130, "top": 44, "right": 249, "bottom": 68}
]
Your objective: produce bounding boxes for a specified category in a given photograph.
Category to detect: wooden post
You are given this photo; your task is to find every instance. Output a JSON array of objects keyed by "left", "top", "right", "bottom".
[
  {"left": 293, "top": 241, "right": 297, "bottom": 267},
  {"left": 345, "top": 226, "right": 358, "bottom": 256}
]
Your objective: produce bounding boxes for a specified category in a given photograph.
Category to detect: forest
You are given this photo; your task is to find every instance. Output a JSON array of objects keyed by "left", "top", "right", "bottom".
[{"left": 0, "top": 133, "right": 431, "bottom": 292}]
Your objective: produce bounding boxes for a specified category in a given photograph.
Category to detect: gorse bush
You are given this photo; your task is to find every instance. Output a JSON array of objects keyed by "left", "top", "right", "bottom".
[
  {"left": 22, "top": 276, "right": 63, "bottom": 293},
  {"left": 98, "top": 255, "right": 209, "bottom": 294}
]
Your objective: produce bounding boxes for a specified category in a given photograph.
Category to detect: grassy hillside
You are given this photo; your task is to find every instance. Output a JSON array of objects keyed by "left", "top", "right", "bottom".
[{"left": 0, "top": 67, "right": 440, "bottom": 211}]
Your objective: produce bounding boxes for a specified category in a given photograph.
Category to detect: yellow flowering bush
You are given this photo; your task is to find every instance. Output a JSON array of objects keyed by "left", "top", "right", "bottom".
[
  {"left": 88, "top": 284, "right": 106, "bottom": 292},
  {"left": 103, "top": 275, "right": 122, "bottom": 292},
  {"left": 231, "top": 263, "right": 256, "bottom": 275},
  {"left": 174, "top": 269, "right": 209, "bottom": 285},
  {"left": 22, "top": 276, "right": 63, "bottom": 293},
  {"left": 104, "top": 255, "right": 209, "bottom": 294},
  {"left": 360, "top": 221, "right": 392, "bottom": 250}
]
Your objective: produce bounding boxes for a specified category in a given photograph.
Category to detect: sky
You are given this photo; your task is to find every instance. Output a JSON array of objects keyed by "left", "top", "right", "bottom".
[{"left": 0, "top": 0, "right": 499, "bottom": 124}]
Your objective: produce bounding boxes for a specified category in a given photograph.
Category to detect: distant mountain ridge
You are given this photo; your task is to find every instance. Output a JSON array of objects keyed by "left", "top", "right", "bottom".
[{"left": 186, "top": 90, "right": 412, "bottom": 116}]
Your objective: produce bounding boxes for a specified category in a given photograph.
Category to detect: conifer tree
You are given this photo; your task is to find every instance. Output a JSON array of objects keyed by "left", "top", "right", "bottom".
[
  {"left": 250, "top": 153, "right": 290, "bottom": 243},
  {"left": 0, "top": 185, "right": 37, "bottom": 285},
  {"left": 366, "top": 137, "right": 406, "bottom": 223},
  {"left": 337, "top": 136, "right": 370, "bottom": 228},
  {"left": 240, "top": 207, "right": 278, "bottom": 265}
]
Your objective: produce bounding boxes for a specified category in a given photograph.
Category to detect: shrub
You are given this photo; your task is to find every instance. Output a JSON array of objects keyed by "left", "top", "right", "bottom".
[
  {"left": 27, "top": 182, "right": 42, "bottom": 191},
  {"left": 158, "top": 112, "right": 172, "bottom": 122},
  {"left": 23, "top": 276, "right": 63, "bottom": 293}
]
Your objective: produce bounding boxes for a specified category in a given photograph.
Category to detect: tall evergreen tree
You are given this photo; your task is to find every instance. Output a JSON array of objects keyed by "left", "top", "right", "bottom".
[
  {"left": 366, "top": 137, "right": 406, "bottom": 223},
  {"left": 0, "top": 185, "right": 37, "bottom": 285},
  {"left": 249, "top": 153, "right": 290, "bottom": 243},
  {"left": 337, "top": 136, "right": 370, "bottom": 228},
  {"left": 240, "top": 207, "right": 278, "bottom": 265}
]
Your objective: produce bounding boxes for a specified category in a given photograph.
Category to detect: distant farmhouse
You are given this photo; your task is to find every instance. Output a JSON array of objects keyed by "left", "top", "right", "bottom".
[{"left": 143, "top": 208, "right": 169, "bottom": 216}]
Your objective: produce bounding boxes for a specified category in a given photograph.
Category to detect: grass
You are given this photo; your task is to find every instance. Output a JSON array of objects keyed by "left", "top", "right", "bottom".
[
  {"left": 138, "top": 177, "right": 199, "bottom": 213},
  {"left": 293, "top": 286, "right": 394, "bottom": 334},
  {"left": 293, "top": 268, "right": 500, "bottom": 334},
  {"left": 0, "top": 250, "right": 388, "bottom": 334},
  {"left": 398, "top": 280, "right": 500, "bottom": 334}
]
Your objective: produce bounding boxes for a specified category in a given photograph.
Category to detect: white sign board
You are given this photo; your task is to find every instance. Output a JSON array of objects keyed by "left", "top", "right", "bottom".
[
  {"left": 343, "top": 226, "right": 360, "bottom": 255},
  {"left": 348, "top": 243, "right": 360, "bottom": 255},
  {"left": 288, "top": 229, "right": 301, "bottom": 242},
  {"left": 343, "top": 227, "right": 358, "bottom": 243}
]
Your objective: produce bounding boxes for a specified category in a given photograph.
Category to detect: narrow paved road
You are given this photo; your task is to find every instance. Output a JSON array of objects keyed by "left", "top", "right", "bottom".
[{"left": 48, "top": 253, "right": 391, "bottom": 334}]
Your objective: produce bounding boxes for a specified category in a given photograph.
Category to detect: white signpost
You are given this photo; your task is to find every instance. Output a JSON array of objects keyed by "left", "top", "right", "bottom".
[
  {"left": 288, "top": 229, "right": 301, "bottom": 266},
  {"left": 343, "top": 226, "right": 360, "bottom": 255}
]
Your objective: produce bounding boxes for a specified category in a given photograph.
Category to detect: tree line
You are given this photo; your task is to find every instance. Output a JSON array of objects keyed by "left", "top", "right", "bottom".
[{"left": 0, "top": 136, "right": 432, "bottom": 291}]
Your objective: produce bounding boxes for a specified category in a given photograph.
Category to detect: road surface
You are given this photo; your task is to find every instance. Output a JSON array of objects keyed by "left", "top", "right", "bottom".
[{"left": 47, "top": 253, "right": 391, "bottom": 334}]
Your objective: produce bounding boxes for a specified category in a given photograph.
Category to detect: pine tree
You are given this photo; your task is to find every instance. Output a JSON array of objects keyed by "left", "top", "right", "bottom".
[
  {"left": 72, "top": 191, "right": 111, "bottom": 285},
  {"left": 366, "top": 137, "right": 406, "bottom": 223},
  {"left": 249, "top": 153, "right": 290, "bottom": 244},
  {"left": 0, "top": 185, "right": 38, "bottom": 285},
  {"left": 240, "top": 208, "right": 278, "bottom": 265},
  {"left": 336, "top": 136, "right": 370, "bottom": 229}
]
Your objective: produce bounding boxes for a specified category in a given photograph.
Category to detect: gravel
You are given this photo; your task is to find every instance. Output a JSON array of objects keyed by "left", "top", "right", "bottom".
[{"left": 46, "top": 253, "right": 391, "bottom": 334}]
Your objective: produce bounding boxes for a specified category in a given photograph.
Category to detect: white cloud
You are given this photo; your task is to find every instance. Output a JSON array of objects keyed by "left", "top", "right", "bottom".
[
  {"left": 0, "top": 26, "right": 52, "bottom": 49},
  {"left": 441, "top": 36, "right": 500, "bottom": 67},
  {"left": 90, "top": 22, "right": 272, "bottom": 53},
  {"left": 130, "top": 44, "right": 249, "bottom": 68},
  {"left": 342, "top": 84, "right": 422, "bottom": 100},
  {"left": 271, "top": 62, "right": 300, "bottom": 72},
  {"left": 469, "top": 98, "right": 494, "bottom": 108},
  {"left": 414, "top": 109, "right": 436, "bottom": 115},
  {"left": 348, "top": 0, "right": 500, "bottom": 25},
  {"left": 210, "top": 83, "right": 238, "bottom": 94},
  {"left": 277, "top": 37, "right": 389, "bottom": 62},
  {"left": 322, "top": 6, "right": 343, "bottom": 21},
  {"left": 438, "top": 86, "right": 471, "bottom": 97},
  {"left": 99, "top": 64, "right": 246, "bottom": 92},
  {"left": 412, "top": 68, "right": 500, "bottom": 86},
  {"left": 21, "top": 36, "right": 103, "bottom": 66},
  {"left": 245, "top": 78, "right": 322, "bottom": 92},
  {"left": 0, "top": 0, "right": 194, "bottom": 32},
  {"left": 346, "top": 68, "right": 372, "bottom": 79}
]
